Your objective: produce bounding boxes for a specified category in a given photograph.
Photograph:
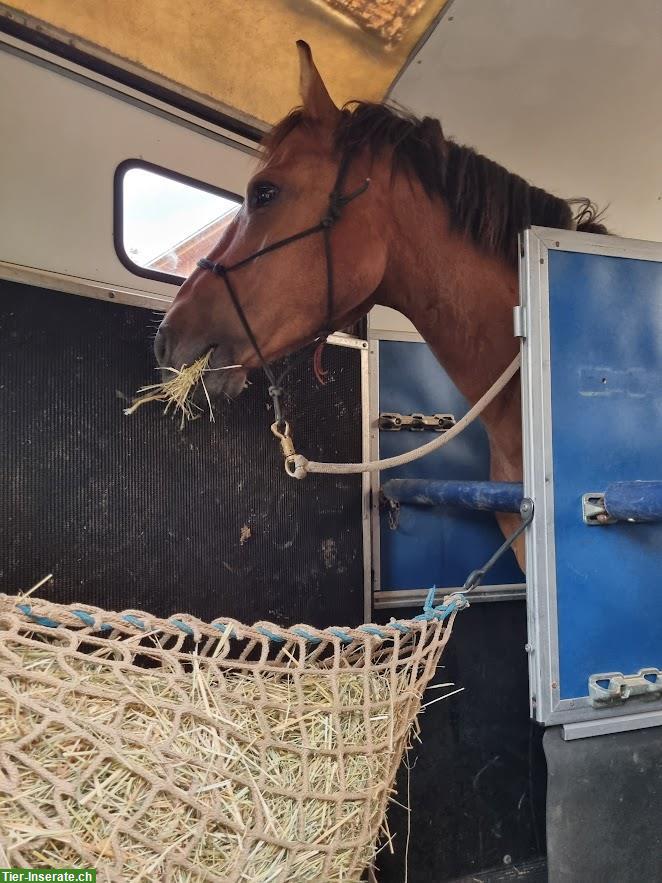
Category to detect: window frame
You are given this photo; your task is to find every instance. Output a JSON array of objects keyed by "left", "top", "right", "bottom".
[{"left": 113, "top": 158, "right": 242, "bottom": 286}]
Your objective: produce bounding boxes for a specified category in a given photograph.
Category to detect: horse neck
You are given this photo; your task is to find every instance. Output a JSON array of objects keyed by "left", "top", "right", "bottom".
[{"left": 376, "top": 184, "right": 522, "bottom": 456}]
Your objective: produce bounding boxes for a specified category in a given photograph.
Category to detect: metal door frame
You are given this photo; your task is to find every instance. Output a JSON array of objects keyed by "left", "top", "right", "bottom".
[{"left": 368, "top": 326, "right": 526, "bottom": 610}]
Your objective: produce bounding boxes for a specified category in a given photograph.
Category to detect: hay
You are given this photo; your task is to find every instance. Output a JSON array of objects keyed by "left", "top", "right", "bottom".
[
  {"left": 124, "top": 352, "right": 239, "bottom": 428},
  {"left": 0, "top": 594, "right": 461, "bottom": 882}
]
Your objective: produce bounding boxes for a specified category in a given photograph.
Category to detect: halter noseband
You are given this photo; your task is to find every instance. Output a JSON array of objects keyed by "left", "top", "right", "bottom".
[{"left": 196, "top": 152, "right": 370, "bottom": 432}]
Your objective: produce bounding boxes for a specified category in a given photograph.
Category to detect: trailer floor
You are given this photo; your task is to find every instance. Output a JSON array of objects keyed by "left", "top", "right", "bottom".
[{"left": 449, "top": 857, "right": 547, "bottom": 882}]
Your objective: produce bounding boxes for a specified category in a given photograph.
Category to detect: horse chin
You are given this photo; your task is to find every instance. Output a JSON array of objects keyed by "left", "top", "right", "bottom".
[{"left": 198, "top": 367, "right": 248, "bottom": 400}]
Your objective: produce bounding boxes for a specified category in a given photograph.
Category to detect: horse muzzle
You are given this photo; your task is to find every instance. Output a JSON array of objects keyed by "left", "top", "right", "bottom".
[{"left": 154, "top": 322, "right": 248, "bottom": 399}]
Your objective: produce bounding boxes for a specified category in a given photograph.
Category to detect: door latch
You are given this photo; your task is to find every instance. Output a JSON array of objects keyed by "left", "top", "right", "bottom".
[
  {"left": 582, "top": 493, "right": 617, "bottom": 525},
  {"left": 589, "top": 669, "right": 662, "bottom": 706}
]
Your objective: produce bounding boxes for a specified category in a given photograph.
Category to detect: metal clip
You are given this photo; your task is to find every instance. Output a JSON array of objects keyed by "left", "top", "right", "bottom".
[
  {"left": 589, "top": 669, "right": 662, "bottom": 706},
  {"left": 271, "top": 421, "right": 295, "bottom": 459}
]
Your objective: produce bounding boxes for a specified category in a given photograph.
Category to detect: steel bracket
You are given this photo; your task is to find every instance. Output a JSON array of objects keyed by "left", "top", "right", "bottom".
[
  {"left": 582, "top": 492, "right": 617, "bottom": 525},
  {"left": 378, "top": 412, "right": 455, "bottom": 432}
]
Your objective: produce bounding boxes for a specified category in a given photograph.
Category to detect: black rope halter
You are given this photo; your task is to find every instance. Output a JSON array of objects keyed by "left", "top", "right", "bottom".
[{"left": 196, "top": 152, "right": 370, "bottom": 430}]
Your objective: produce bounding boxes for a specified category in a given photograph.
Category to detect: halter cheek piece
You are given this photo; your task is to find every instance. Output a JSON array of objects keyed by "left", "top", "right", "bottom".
[{"left": 196, "top": 152, "right": 370, "bottom": 434}]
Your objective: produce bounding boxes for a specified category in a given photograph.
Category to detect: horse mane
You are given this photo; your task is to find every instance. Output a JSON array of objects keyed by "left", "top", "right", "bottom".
[{"left": 263, "top": 102, "right": 608, "bottom": 267}]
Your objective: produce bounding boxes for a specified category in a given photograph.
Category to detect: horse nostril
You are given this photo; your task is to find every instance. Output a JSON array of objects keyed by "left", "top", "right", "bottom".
[{"left": 154, "top": 324, "right": 171, "bottom": 366}]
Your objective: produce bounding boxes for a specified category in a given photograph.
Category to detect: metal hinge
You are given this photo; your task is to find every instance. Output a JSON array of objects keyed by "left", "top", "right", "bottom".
[
  {"left": 379, "top": 412, "right": 456, "bottom": 432},
  {"left": 513, "top": 305, "right": 527, "bottom": 339},
  {"left": 589, "top": 669, "right": 662, "bottom": 707}
]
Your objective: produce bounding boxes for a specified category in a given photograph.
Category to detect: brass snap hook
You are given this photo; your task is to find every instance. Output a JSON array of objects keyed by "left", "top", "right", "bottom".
[{"left": 271, "top": 421, "right": 295, "bottom": 459}]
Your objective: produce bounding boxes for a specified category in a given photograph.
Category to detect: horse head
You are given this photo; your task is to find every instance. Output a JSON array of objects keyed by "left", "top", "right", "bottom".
[{"left": 155, "top": 42, "right": 388, "bottom": 398}]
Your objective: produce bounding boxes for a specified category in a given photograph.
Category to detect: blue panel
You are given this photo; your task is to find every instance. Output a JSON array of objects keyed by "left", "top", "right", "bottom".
[
  {"left": 379, "top": 340, "right": 524, "bottom": 590},
  {"left": 548, "top": 250, "right": 662, "bottom": 700}
]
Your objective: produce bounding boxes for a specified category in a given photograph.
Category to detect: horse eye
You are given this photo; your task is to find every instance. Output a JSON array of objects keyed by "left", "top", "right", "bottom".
[{"left": 250, "top": 181, "right": 280, "bottom": 209}]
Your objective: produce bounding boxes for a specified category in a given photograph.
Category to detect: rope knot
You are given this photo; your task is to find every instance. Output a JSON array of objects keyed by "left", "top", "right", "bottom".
[
  {"left": 285, "top": 454, "right": 309, "bottom": 480},
  {"left": 413, "top": 586, "right": 469, "bottom": 624},
  {"left": 325, "top": 194, "right": 344, "bottom": 224}
]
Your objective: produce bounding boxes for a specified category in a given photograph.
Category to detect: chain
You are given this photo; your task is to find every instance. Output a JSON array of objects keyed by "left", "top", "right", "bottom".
[{"left": 378, "top": 491, "right": 401, "bottom": 531}]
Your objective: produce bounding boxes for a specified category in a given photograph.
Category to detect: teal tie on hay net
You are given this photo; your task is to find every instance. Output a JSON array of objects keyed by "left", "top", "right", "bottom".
[{"left": 14, "top": 586, "right": 468, "bottom": 643}]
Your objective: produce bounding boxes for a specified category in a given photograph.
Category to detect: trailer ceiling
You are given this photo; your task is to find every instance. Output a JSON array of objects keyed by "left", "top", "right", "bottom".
[{"left": 2, "top": 0, "right": 451, "bottom": 128}]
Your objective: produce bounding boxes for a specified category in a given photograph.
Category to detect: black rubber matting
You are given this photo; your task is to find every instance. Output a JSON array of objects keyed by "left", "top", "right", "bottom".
[
  {"left": 0, "top": 281, "right": 364, "bottom": 627},
  {"left": 374, "top": 601, "right": 547, "bottom": 883}
]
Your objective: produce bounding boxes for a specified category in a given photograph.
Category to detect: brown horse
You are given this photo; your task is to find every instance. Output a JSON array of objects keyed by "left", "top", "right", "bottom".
[{"left": 155, "top": 42, "right": 606, "bottom": 566}]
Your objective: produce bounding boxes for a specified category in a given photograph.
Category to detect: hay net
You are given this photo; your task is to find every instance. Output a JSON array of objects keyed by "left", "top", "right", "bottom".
[{"left": 0, "top": 591, "right": 466, "bottom": 882}]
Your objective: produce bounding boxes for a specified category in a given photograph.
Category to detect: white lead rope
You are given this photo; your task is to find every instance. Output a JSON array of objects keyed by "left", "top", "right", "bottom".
[{"left": 278, "top": 353, "right": 521, "bottom": 479}]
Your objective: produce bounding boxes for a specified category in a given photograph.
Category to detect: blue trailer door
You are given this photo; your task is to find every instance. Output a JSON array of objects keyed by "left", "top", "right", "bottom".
[{"left": 522, "top": 229, "right": 662, "bottom": 728}]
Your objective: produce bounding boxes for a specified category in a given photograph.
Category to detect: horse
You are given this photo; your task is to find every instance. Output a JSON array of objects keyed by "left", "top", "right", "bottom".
[{"left": 154, "top": 41, "right": 607, "bottom": 568}]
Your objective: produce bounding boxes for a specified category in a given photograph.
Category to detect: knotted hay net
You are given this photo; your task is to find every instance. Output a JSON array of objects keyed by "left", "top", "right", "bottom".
[{"left": 0, "top": 592, "right": 464, "bottom": 881}]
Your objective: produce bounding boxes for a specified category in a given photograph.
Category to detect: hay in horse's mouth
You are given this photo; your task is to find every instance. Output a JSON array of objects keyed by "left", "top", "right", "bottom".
[{"left": 124, "top": 352, "right": 240, "bottom": 429}]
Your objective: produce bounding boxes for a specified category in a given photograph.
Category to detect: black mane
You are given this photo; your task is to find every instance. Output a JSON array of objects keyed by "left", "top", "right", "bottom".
[{"left": 263, "top": 102, "right": 607, "bottom": 267}]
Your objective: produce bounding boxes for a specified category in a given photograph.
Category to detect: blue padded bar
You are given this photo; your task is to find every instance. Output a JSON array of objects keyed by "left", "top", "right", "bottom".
[
  {"left": 604, "top": 481, "right": 662, "bottom": 523},
  {"left": 382, "top": 479, "right": 524, "bottom": 514}
]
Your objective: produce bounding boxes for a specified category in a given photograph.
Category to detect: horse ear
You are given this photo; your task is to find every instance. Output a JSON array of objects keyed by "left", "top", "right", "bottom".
[{"left": 296, "top": 40, "right": 339, "bottom": 125}]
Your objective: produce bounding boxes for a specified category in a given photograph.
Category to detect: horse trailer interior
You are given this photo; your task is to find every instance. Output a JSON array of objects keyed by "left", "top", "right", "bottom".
[{"left": 1, "top": 2, "right": 661, "bottom": 881}]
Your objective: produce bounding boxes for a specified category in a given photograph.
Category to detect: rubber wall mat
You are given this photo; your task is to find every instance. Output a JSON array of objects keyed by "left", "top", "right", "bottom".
[
  {"left": 0, "top": 281, "right": 364, "bottom": 627},
  {"left": 375, "top": 601, "right": 547, "bottom": 883}
]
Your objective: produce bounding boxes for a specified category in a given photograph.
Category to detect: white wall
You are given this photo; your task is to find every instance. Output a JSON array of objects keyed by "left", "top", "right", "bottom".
[
  {"left": 0, "top": 39, "right": 415, "bottom": 337},
  {"left": 391, "top": 0, "right": 662, "bottom": 244},
  {"left": 0, "top": 39, "right": 256, "bottom": 307}
]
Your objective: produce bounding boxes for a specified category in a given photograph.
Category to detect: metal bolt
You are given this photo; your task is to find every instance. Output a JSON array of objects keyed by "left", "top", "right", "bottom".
[
  {"left": 551, "top": 681, "right": 558, "bottom": 689},
  {"left": 525, "top": 643, "right": 533, "bottom": 654},
  {"left": 503, "top": 855, "right": 512, "bottom": 866}
]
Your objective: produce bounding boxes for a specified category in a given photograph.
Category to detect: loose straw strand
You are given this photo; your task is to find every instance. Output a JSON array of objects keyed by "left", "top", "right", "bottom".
[{"left": 124, "top": 351, "right": 240, "bottom": 429}]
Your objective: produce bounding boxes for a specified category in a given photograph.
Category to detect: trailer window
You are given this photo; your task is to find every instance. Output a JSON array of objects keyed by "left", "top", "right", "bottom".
[{"left": 114, "top": 160, "right": 241, "bottom": 284}]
